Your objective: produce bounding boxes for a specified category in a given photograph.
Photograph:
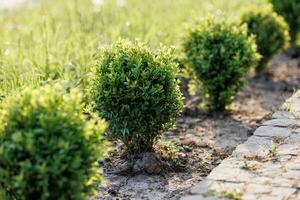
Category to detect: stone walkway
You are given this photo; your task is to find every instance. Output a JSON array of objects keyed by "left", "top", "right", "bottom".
[{"left": 182, "top": 91, "right": 300, "bottom": 200}]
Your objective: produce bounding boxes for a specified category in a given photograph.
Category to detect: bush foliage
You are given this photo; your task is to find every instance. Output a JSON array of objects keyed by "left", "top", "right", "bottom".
[
  {"left": 91, "top": 40, "right": 183, "bottom": 154},
  {"left": 242, "top": 8, "right": 290, "bottom": 71},
  {"left": 269, "top": 0, "right": 300, "bottom": 44},
  {"left": 183, "top": 16, "right": 260, "bottom": 111},
  {"left": 0, "top": 84, "right": 107, "bottom": 200}
]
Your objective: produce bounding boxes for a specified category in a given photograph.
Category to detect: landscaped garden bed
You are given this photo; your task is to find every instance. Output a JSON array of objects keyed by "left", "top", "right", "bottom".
[
  {"left": 0, "top": 1, "right": 300, "bottom": 200},
  {"left": 97, "top": 54, "right": 300, "bottom": 200}
]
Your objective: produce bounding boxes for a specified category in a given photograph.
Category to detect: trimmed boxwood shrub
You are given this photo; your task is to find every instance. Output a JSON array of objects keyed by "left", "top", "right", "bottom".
[
  {"left": 269, "top": 0, "right": 300, "bottom": 44},
  {"left": 183, "top": 16, "right": 260, "bottom": 111},
  {"left": 242, "top": 8, "right": 290, "bottom": 71},
  {"left": 91, "top": 40, "right": 183, "bottom": 154},
  {"left": 0, "top": 84, "right": 107, "bottom": 200}
]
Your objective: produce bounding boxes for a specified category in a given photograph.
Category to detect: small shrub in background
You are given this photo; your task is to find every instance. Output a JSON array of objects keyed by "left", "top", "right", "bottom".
[
  {"left": 0, "top": 84, "right": 107, "bottom": 200},
  {"left": 183, "top": 16, "right": 260, "bottom": 111},
  {"left": 269, "top": 0, "right": 300, "bottom": 44},
  {"left": 242, "top": 7, "right": 290, "bottom": 72},
  {"left": 91, "top": 40, "right": 183, "bottom": 154}
]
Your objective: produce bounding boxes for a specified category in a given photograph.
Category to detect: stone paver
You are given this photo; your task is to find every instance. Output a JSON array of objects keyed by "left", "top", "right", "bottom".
[
  {"left": 182, "top": 92, "right": 300, "bottom": 200},
  {"left": 262, "top": 118, "right": 298, "bottom": 127},
  {"left": 253, "top": 126, "right": 292, "bottom": 138}
]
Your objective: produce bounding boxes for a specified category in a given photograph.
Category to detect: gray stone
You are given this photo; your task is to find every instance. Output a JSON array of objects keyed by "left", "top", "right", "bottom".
[
  {"left": 285, "top": 162, "right": 300, "bottom": 170},
  {"left": 263, "top": 118, "right": 298, "bottom": 127},
  {"left": 285, "top": 94, "right": 300, "bottom": 115},
  {"left": 246, "top": 184, "right": 271, "bottom": 194},
  {"left": 282, "top": 170, "right": 300, "bottom": 179},
  {"left": 181, "top": 195, "right": 219, "bottom": 200},
  {"left": 254, "top": 126, "right": 291, "bottom": 138},
  {"left": 271, "top": 187, "right": 296, "bottom": 199},
  {"left": 208, "top": 181, "right": 245, "bottom": 193},
  {"left": 207, "top": 165, "right": 254, "bottom": 182},
  {"left": 294, "top": 156, "right": 300, "bottom": 163},
  {"left": 242, "top": 193, "right": 258, "bottom": 200},
  {"left": 293, "top": 128, "right": 300, "bottom": 133},
  {"left": 286, "top": 133, "right": 300, "bottom": 144},
  {"left": 269, "top": 178, "right": 294, "bottom": 188},
  {"left": 248, "top": 176, "right": 295, "bottom": 188},
  {"left": 257, "top": 195, "right": 282, "bottom": 200},
  {"left": 216, "top": 157, "right": 243, "bottom": 167},
  {"left": 270, "top": 187, "right": 296, "bottom": 198},
  {"left": 257, "top": 163, "right": 282, "bottom": 177},
  {"left": 248, "top": 176, "right": 273, "bottom": 185},
  {"left": 233, "top": 136, "right": 273, "bottom": 158},
  {"left": 277, "top": 144, "right": 299, "bottom": 156},
  {"left": 272, "top": 111, "right": 295, "bottom": 119},
  {"left": 190, "top": 180, "right": 212, "bottom": 194}
]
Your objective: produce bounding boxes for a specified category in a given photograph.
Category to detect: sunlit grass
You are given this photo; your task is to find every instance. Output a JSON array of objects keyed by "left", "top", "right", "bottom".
[
  {"left": 0, "top": 0, "right": 267, "bottom": 97},
  {"left": 0, "top": 189, "right": 8, "bottom": 200}
]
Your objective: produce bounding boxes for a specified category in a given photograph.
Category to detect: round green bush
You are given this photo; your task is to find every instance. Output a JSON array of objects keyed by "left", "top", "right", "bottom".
[
  {"left": 91, "top": 40, "right": 183, "bottom": 154},
  {"left": 0, "top": 84, "right": 107, "bottom": 200},
  {"left": 269, "top": 0, "right": 300, "bottom": 44},
  {"left": 183, "top": 16, "right": 260, "bottom": 111},
  {"left": 242, "top": 8, "right": 290, "bottom": 71}
]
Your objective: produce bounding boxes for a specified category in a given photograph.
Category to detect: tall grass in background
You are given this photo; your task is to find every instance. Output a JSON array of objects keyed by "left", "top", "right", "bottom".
[{"left": 0, "top": 0, "right": 266, "bottom": 98}]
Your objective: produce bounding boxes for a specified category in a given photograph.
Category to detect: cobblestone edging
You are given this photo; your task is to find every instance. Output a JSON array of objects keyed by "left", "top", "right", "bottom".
[{"left": 182, "top": 91, "right": 300, "bottom": 200}]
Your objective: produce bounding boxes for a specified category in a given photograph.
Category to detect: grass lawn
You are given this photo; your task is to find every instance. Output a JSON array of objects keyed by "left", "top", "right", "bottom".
[{"left": 0, "top": 0, "right": 266, "bottom": 97}]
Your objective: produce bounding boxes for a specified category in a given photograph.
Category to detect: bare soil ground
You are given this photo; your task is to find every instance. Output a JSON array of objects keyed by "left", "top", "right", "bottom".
[{"left": 94, "top": 54, "right": 300, "bottom": 200}]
